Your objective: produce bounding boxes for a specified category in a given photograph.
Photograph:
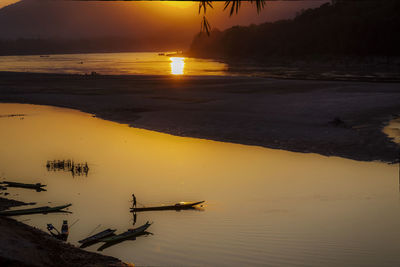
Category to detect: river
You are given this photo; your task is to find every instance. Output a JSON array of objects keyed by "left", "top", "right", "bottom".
[
  {"left": 0, "top": 52, "right": 228, "bottom": 76},
  {"left": 0, "top": 103, "right": 399, "bottom": 266}
]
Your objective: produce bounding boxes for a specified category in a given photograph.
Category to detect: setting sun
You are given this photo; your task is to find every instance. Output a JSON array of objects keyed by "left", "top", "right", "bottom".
[{"left": 170, "top": 57, "right": 185, "bottom": 75}]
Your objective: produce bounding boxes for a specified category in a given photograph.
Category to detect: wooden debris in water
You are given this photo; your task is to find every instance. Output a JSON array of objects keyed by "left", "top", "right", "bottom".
[
  {"left": 46, "top": 160, "right": 89, "bottom": 177},
  {"left": 0, "top": 114, "right": 26, "bottom": 118}
]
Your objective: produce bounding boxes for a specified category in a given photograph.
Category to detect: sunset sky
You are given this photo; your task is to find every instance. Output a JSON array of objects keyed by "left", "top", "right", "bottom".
[
  {"left": 1, "top": 0, "right": 328, "bottom": 12},
  {"left": 0, "top": 0, "right": 328, "bottom": 48},
  {"left": 0, "top": 1, "right": 329, "bottom": 28}
]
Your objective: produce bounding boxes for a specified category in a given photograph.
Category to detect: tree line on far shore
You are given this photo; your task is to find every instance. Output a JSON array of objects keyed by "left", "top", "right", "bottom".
[
  {"left": 0, "top": 37, "right": 185, "bottom": 56},
  {"left": 188, "top": 0, "right": 400, "bottom": 62}
]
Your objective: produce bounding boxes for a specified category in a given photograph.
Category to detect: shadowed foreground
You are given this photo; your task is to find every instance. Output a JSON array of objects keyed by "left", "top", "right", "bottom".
[
  {"left": 0, "top": 198, "right": 128, "bottom": 267},
  {"left": 0, "top": 71, "right": 399, "bottom": 162}
]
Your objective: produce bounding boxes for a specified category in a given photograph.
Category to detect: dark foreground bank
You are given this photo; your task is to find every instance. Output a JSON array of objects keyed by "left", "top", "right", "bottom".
[
  {"left": 0, "top": 71, "right": 399, "bottom": 162},
  {"left": 0, "top": 197, "right": 128, "bottom": 267}
]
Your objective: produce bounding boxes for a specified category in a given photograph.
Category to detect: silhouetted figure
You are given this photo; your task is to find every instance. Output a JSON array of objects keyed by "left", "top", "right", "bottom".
[
  {"left": 47, "top": 220, "right": 69, "bottom": 241},
  {"left": 61, "top": 220, "right": 69, "bottom": 241},
  {"left": 47, "top": 223, "right": 61, "bottom": 238},
  {"left": 132, "top": 194, "right": 136, "bottom": 209}
]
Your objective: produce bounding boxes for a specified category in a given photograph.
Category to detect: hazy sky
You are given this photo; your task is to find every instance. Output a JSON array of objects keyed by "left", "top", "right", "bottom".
[
  {"left": 0, "top": 0, "right": 328, "bottom": 48},
  {"left": 0, "top": 1, "right": 328, "bottom": 24}
]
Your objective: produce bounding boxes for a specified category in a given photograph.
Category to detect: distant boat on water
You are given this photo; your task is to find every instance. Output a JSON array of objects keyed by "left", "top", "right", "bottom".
[
  {"left": 166, "top": 51, "right": 183, "bottom": 57},
  {"left": 131, "top": 201, "right": 205, "bottom": 212}
]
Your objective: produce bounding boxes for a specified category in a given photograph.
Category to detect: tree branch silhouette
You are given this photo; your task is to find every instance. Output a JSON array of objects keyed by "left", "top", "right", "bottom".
[{"left": 199, "top": 0, "right": 267, "bottom": 35}]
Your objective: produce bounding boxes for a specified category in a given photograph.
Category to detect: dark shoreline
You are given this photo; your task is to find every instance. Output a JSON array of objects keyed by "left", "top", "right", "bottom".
[
  {"left": 0, "top": 71, "right": 399, "bottom": 162},
  {"left": 0, "top": 197, "right": 128, "bottom": 266},
  {"left": 183, "top": 52, "right": 400, "bottom": 83}
]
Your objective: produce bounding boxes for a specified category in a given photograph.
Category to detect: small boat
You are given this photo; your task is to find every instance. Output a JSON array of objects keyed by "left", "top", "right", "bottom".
[
  {"left": 2, "top": 181, "right": 47, "bottom": 191},
  {"left": 0, "top": 204, "right": 72, "bottom": 216},
  {"left": 97, "top": 230, "right": 152, "bottom": 251},
  {"left": 166, "top": 51, "right": 184, "bottom": 57},
  {"left": 100, "top": 221, "right": 152, "bottom": 243},
  {"left": 79, "top": 228, "right": 116, "bottom": 245},
  {"left": 131, "top": 201, "right": 204, "bottom": 212}
]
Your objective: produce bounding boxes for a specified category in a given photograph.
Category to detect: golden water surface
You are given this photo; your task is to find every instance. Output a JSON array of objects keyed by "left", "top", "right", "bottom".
[
  {"left": 0, "top": 104, "right": 399, "bottom": 266},
  {"left": 0, "top": 52, "right": 228, "bottom": 76}
]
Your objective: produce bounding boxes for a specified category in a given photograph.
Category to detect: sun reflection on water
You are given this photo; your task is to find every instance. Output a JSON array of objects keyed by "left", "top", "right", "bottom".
[{"left": 170, "top": 57, "right": 185, "bottom": 75}]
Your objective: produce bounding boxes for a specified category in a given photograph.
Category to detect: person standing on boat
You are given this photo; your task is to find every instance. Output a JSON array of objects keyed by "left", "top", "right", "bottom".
[
  {"left": 132, "top": 194, "right": 136, "bottom": 208},
  {"left": 60, "top": 220, "right": 69, "bottom": 241}
]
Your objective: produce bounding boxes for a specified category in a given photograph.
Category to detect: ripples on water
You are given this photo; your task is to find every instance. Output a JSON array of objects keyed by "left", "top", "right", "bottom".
[{"left": 0, "top": 104, "right": 399, "bottom": 266}]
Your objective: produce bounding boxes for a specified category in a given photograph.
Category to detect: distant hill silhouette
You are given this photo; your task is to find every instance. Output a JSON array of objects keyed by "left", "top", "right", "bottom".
[
  {"left": 0, "top": 0, "right": 326, "bottom": 55},
  {"left": 0, "top": 0, "right": 196, "bottom": 54},
  {"left": 189, "top": 0, "right": 400, "bottom": 61},
  {"left": 0, "top": 37, "right": 171, "bottom": 56}
]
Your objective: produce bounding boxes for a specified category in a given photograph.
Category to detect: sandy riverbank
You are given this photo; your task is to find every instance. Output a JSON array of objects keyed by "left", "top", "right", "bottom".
[
  {"left": 0, "top": 71, "right": 399, "bottom": 162},
  {"left": 0, "top": 197, "right": 128, "bottom": 267}
]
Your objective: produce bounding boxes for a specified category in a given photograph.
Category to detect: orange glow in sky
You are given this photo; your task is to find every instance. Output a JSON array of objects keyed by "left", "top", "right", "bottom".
[
  {"left": 160, "top": 1, "right": 195, "bottom": 9},
  {"left": 0, "top": 0, "right": 329, "bottom": 43}
]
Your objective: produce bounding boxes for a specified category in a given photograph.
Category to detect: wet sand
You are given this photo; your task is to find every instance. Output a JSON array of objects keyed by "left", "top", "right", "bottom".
[
  {"left": 0, "top": 197, "right": 128, "bottom": 267},
  {"left": 0, "top": 71, "right": 399, "bottom": 162}
]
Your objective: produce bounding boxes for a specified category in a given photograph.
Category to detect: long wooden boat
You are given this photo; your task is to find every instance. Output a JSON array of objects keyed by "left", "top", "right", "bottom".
[
  {"left": 0, "top": 204, "right": 72, "bottom": 216},
  {"left": 79, "top": 228, "right": 116, "bottom": 244},
  {"left": 97, "top": 231, "right": 152, "bottom": 251},
  {"left": 100, "top": 221, "right": 152, "bottom": 243},
  {"left": 2, "top": 181, "right": 47, "bottom": 191},
  {"left": 130, "top": 201, "right": 205, "bottom": 212}
]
